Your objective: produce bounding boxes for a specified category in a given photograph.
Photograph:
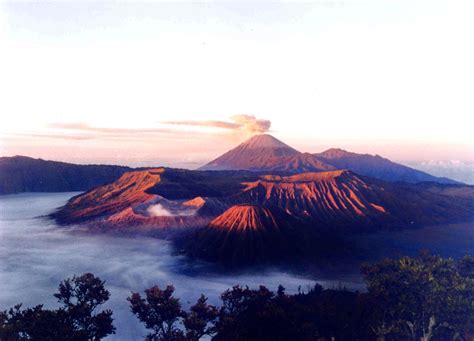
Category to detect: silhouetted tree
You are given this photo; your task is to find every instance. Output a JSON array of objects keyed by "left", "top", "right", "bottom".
[
  {"left": 128, "top": 285, "right": 220, "bottom": 341},
  {"left": 0, "top": 273, "right": 115, "bottom": 340},
  {"left": 182, "top": 295, "right": 218, "bottom": 340},
  {"left": 2, "top": 255, "right": 473, "bottom": 341},
  {"left": 0, "top": 304, "right": 62, "bottom": 340},
  {"left": 458, "top": 255, "right": 474, "bottom": 279},
  {"left": 214, "top": 285, "right": 310, "bottom": 340},
  {"left": 128, "top": 285, "right": 184, "bottom": 340},
  {"left": 54, "top": 273, "right": 115, "bottom": 340}
]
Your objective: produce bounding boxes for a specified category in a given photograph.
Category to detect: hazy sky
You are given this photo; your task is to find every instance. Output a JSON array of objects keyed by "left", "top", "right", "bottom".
[{"left": 0, "top": 1, "right": 473, "bottom": 177}]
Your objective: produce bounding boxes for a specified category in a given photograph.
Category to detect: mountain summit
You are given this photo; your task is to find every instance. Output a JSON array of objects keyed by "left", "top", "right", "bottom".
[
  {"left": 235, "top": 134, "right": 297, "bottom": 151},
  {"left": 199, "top": 134, "right": 334, "bottom": 172},
  {"left": 314, "top": 148, "right": 460, "bottom": 184},
  {"left": 200, "top": 134, "right": 460, "bottom": 184}
]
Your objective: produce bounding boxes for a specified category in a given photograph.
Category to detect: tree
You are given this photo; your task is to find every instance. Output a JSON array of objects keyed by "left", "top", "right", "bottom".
[
  {"left": 214, "top": 285, "right": 310, "bottom": 341},
  {"left": 362, "top": 254, "right": 474, "bottom": 341},
  {"left": 0, "top": 273, "right": 115, "bottom": 340},
  {"left": 458, "top": 255, "right": 474, "bottom": 279},
  {"left": 128, "top": 285, "right": 184, "bottom": 340},
  {"left": 129, "top": 285, "right": 221, "bottom": 341},
  {"left": 2, "top": 255, "right": 472, "bottom": 341},
  {"left": 182, "top": 295, "right": 218, "bottom": 340},
  {"left": 54, "top": 273, "right": 115, "bottom": 340},
  {"left": 0, "top": 304, "right": 61, "bottom": 340}
]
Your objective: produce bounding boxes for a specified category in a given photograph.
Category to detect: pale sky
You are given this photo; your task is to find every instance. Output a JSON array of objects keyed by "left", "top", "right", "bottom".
[{"left": 0, "top": 1, "right": 473, "bottom": 181}]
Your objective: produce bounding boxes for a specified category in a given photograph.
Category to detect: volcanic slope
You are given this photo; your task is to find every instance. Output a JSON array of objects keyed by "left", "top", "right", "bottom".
[
  {"left": 231, "top": 170, "right": 474, "bottom": 230},
  {"left": 314, "top": 148, "right": 459, "bottom": 184},
  {"left": 199, "top": 134, "right": 334, "bottom": 173},
  {"left": 51, "top": 168, "right": 256, "bottom": 226},
  {"left": 183, "top": 204, "right": 316, "bottom": 264},
  {"left": 181, "top": 170, "right": 474, "bottom": 264},
  {"left": 53, "top": 167, "right": 474, "bottom": 231},
  {"left": 200, "top": 134, "right": 459, "bottom": 184}
]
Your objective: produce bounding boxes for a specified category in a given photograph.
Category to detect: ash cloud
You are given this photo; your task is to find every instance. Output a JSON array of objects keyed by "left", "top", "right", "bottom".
[{"left": 164, "top": 114, "right": 271, "bottom": 134}]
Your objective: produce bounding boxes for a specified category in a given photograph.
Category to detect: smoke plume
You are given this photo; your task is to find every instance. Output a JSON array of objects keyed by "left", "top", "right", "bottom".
[{"left": 164, "top": 115, "right": 271, "bottom": 134}]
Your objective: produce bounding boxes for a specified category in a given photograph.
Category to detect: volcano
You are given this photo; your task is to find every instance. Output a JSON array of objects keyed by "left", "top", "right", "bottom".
[
  {"left": 50, "top": 168, "right": 243, "bottom": 226},
  {"left": 231, "top": 170, "right": 473, "bottom": 229},
  {"left": 199, "top": 134, "right": 459, "bottom": 184},
  {"left": 182, "top": 204, "right": 315, "bottom": 264},
  {"left": 199, "top": 134, "right": 334, "bottom": 173},
  {"left": 54, "top": 167, "right": 474, "bottom": 231},
  {"left": 52, "top": 166, "right": 474, "bottom": 264}
]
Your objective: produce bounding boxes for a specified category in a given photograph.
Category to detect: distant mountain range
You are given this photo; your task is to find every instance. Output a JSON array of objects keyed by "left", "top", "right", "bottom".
[
  {"left": 0, "top": 135, "right": 461, "bottom": 195},
  {"left": 200, "top": 134, "right": 459, "bottom": 184},
  {"left": 0, "top": 156, "right": 132, "bottom": 194}
]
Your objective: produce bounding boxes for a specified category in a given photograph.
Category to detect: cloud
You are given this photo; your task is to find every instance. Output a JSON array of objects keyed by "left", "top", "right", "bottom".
[
  {"left": 162, "top": 120, "right": 240, "bottom": 130},
  {"left": 3, "top": 132, "right": 93, "bottom": 141},
  {"left": 163, "top": 115, "right": 271, "bottom": 133},
  {"left": 407, "top": 160, "right": 474, "bottom": 184},
  {"left": 5, "top": 117, "right": 271, "bottom": 144},
  {"left": 50, "top": 123, "right": 176, "bottom": 135},
  {"left": 419, "top": 159, "right": 469, "bottom": 168},
  {"left": 3, "top": 123, "right": 208, "bottom": 142}
]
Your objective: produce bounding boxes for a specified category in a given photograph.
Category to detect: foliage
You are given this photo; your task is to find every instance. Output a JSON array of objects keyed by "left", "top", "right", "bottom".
[
  {"left": 128, "top": 285, "right": 218, "bottom": 341},
  {"left": 128, "top": 285, "right": 184, "bottom": 340},
  {"left": 183, "top": 295, "right": 218, "bottom": 341},
  {"left": 0, "top": 273, "right": 115, "bottom": 340},
  {"left": 362, "top": 254, "right": 474, "bottom": 340},
  {"left": 1, "top": 254, "right": 473, "bottom": 341}
]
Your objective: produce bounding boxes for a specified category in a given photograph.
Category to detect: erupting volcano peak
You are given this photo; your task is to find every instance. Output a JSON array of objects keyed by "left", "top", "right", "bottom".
[
  {"left": 238, "top": 134, "right": 297, "bottom": 150},
  {"left": 199, "top": 134, "right": 333, "bottom": 172}
]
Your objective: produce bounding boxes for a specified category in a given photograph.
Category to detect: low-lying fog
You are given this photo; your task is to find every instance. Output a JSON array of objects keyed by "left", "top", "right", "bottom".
[{"left": 1, "top": 193, "right": 472, "bottom": 340}]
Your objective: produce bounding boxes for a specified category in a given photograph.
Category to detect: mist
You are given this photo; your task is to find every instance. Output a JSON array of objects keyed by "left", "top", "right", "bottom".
[
  {"left": 0, "top": 193, "right": 353, "bottom": 339},
  {"left": 1, "top": 193, "right": 472, "bottom": 339}
]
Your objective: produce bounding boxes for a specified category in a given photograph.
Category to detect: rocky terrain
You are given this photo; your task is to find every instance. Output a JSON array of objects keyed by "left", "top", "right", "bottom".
[
  {"left": 6, "top": 134, "right": 473, "bottom": 265},
  {"left": 53, "top": 166, "right": 473, "bottom": 230},
  {"left": 231, "top": 170, "right": 472, "bottom": 229},
  {"left": 182, "top": 204, "right": 316, "bottom": 264}
]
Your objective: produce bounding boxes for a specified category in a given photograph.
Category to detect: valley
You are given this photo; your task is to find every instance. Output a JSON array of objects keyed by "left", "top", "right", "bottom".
[
  {"left": 1, "top": 192, "right": 472, "bottom": 339},
  {"left": 42, "top": 134, "right": 473, "bottom": 266}
]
